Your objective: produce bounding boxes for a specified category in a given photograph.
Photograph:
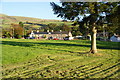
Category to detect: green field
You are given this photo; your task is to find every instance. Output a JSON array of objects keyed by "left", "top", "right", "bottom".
[{"left": 1, "top": 39, "right": 120, "bottom": 79}]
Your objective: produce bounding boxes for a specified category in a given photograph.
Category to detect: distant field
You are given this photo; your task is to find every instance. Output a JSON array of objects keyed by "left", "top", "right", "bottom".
[{"left": 2, "top": 39, "right": 120, "bottom": 79}]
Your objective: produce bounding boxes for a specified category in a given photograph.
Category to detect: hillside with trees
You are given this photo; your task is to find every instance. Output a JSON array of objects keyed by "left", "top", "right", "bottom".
[{"left": 1, "top": 14, "right": 82, "bottom": 39}]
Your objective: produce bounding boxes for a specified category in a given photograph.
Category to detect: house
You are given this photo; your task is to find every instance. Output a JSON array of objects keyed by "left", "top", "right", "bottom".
[
  {"left": 110, "top": 34, "right": 120, "bottom": 42},
  {"left": 29, "top": 31, "right": 72, "bottom": 40}
]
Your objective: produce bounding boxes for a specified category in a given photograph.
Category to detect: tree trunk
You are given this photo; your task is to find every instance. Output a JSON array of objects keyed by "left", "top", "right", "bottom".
[{"left": 90, "top": 26, "right": 97, "bottom": 54}]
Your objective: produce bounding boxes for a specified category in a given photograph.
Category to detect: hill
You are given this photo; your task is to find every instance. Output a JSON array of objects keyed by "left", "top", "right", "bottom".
[
  {"left": 1, "top": 14, "right": 74, "bottom": 29},
  {"left": 0, "top": 14, "right": 61, "bottom": 25}
]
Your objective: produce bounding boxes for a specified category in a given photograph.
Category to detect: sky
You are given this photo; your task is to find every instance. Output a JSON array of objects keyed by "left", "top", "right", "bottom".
[
  {"left": 1, "top": 0, "right": 63, "bottom": 20},
  {"left": 1, "top": 0, "right": 118, "bottom": 20}
]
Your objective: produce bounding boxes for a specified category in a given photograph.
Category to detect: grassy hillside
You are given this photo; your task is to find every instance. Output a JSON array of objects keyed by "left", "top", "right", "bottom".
[
  {"left": 2, "top": 39, "right": 119, "bottom": 79},
  {"left": 11, "top": 16, "right": 61, "bottom": 23},
  {"left": 1, "top": 14, "right": 73, "bottom": 28},
  {"left": 0, "top": 14, "right": 61, "bottom": 24},
  {"left": 0, "top": 14, "right": 19, "bottom": 24}
]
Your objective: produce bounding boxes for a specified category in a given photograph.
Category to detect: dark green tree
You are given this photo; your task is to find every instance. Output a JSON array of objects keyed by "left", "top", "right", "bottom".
[
  {"left": 106, "top": 4, "right": 120, "bottom": 36},
  {"left": 59, "top": 23, "right": 71, "bottom": 31},
  {"left": 19, "top": 21, "right": 25, "bottom": 38},
  {"left": 19, "top": 22, "right": 24, "bottom": 27},
  {"left": 71, "top": 27, "right": 82, "bottom": 36},
  {"left": 50, "top": 1, "right": 119, "bottom": 53},
  {"left": 2, "top": 28, "right": 12, "bottom": 38},
  {"left": 47, "top": 23, "right": 57, "bottom": 31}
]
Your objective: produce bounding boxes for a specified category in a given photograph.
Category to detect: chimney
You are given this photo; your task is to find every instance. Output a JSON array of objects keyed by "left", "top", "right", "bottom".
[
  {"left": 47, "top": 30, "right": 49, "bottom": 32},
  {"left": 51, "top": 30, "right": 53, "bottom": 32},
  {"left": 37, "top": 30, "right": 39, "bottom": 33},
  {"left": 60, "top": 30, "right": 62, "bottom": 32}
]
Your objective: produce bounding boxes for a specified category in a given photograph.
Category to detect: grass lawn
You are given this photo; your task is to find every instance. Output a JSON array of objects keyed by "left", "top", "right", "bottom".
[{"left": 1, "top": 39, "right": 120, "bottom": 79}]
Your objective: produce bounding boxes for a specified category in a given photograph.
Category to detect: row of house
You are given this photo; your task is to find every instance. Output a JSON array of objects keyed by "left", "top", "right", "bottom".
[
  {"left": 29, "top": 31, "right": 72, "bottom": 40},
  {"left": 29, "top": 31, "right": 120, "bottom": 42}
]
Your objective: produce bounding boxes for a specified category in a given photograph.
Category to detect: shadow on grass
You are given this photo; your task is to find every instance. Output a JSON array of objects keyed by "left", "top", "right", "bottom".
[
  {"left": 97, "top": 41, "right": 120, "bottom": 50},
  {"left": 2, "top": 41, "right": 90, "bottom": 47},
  {"left": 2, "top": 40, "right": 120, "bottom": 50},
  {"left": 2, "top": 41, "right": 34, "bottom": 47},
  {"left": 36, "top": 42, "right": 90, "bottom": 47}
]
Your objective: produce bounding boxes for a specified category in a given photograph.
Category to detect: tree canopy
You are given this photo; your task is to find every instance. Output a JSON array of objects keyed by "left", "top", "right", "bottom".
[
  {"left": 50, "top": 1, "right": 120, "bottom": 53},
  {"left": 50, "top": 2, "right": 119, "bottom": 28}
]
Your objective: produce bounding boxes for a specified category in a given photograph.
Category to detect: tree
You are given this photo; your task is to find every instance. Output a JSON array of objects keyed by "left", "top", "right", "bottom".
[
  {"left": 11, "top": 23, "right": 24, "bottom": 38},
  {"left": 19, "top": 22, "right": 24, "bottom": 27},
  {"left": 50, "top": 1, "right": 119, "bottom": 53},
  {"left": 47, "top": 23, "right": 57, "bottom": 31},
  {"left": 14, "top": 26, "right": 24, "bottom": 38},
  {"left": 71, "top": 27, "right": 82, "bottom": 36},
  {"left": 2, "top": 28, "right": 12, "bottom": 38},
  {"left": 106, "top": 4, "right": 120, "bottom": 36},
  {"left": 19, "top": 21, "right": 25, "bottom": 38},
  {"left": 59, "top": 23, "right": 71, "bottom": 31}
]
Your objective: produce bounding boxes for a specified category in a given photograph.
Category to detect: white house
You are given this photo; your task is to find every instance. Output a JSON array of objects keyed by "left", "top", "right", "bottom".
[
  {"left": 110, "top": 35, "right": 120, "bottom": 42},
  {"left": 29, "top": 31, "right": 73, "bottom": 40}
]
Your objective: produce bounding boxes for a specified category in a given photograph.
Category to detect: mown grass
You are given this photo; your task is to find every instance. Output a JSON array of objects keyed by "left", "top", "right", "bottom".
[{"left": 1, "top": 39, "right": 120, "bottom": 79}]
